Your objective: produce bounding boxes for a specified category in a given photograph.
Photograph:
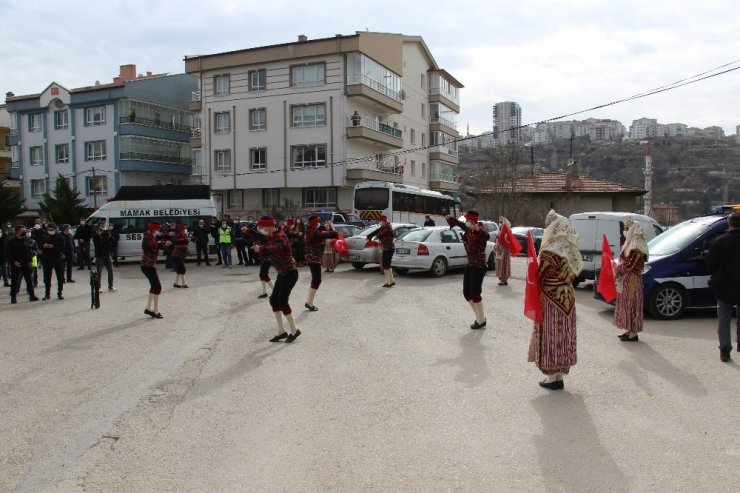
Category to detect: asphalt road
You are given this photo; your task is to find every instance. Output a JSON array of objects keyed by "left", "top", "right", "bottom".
[{"left": 1, "top": 258, "right": 737, "bottom": 492}]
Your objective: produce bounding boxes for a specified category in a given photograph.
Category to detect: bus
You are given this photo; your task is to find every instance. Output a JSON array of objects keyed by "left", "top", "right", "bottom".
[{"left": 353, "top": 181, "right": 461, "bottom": 226}]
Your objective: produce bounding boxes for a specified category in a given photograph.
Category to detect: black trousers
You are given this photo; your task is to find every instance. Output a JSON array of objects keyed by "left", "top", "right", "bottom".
[
  {"left": 141, "top": 266, "right": 162, "bottom": 294},
  {"left": 381, "top": 249, "right": 393, "bottom": 270},
  {"left": 11, "top": 264, "right": 34, "bottom": 298},
  {"left": 195, "top": 241, "right": 209, "bottom": 264},
  {"left": 270, "top": 269, "right": 298, "bottom": 314},
  {"left": 42, "top": 260, "right": 65, "bottom": 295},
  {"left": 173, "top": 257, "right": 186, "bottom": 275},
  {"left": 65, "top": 254, "right": 74, "bottom": 280},
  {"left": 77, "top": 241, "right": 92, "bottom": 268},
  {"left": 235, "top": 241, "right": 247, "bottom": 264},
  {"left": 259, "top": 261, "right": 271, "bottom": 281},
  {"left": 96, "top": 255, "right": 114, "bottom": 289},
  {"left": 308, "top": 263, "right": 321, "bottom": 289},
  {"left": 463, "top": 265, "right": 487, "bottom": 302}
]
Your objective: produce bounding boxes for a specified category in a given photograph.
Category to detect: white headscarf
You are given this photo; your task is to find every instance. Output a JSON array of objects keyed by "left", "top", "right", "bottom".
[
  {"left": 621, "top": 216, "right": 649, "bottom": 256},
  {"left": 539, "top": 210, "right": 584, "bottom": 276},
  {"left": 499, "top": 216, "right": 511, "bottom": 228}
]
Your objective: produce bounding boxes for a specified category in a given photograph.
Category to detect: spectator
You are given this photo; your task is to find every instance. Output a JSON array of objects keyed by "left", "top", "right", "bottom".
[
  {"left": 191, "top": 219, "right": 211, "bottom": 266},
  {"left": 210, "top": 217, "right": 222, "bottom": 265},
  {"left": 424, "top": 215, "right": 436, "bottom": 226},
  {"left": 1, "top": 225, "right": 10, "bottom": 287},
  {"left": 234, "top": 222, "right": 248, "bottom": 266},
  {"left": 73, "top": 217, "right": 93, "bottom": 270},
  {"left": 161, "top": 219, "right": 177, "bottom": 270},
  {"left": 39, "top": 222, "right": 66, "bottom": 300},
  {"left": 707, "top": 211, "right": 740, "bottom": 362},
  {"left": 92, "top": 220, "right": 117, "bottom": 292},
  {"left": 172, "top": 225, "right": 190, "bottom": 288},
  {"left": 218, "top": 219, "right": 233, "bottom": 268},
  {"left": 6, "top": 225, "right": 39, "bottom": 303},
  {"left": 61, "top": 224, "right": 76, "bottom": 283},
  {"left": 110, "top": 222, "right": 122, "bottom": 266}
]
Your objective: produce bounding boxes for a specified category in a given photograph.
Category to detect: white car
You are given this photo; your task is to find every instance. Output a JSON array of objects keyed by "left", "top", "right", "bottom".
[
  {"left": 392, "top": 226, "right": 496, "bottom": 277},
  {"left": 345, "top": 223, "right": 421, "bottom": 269}
]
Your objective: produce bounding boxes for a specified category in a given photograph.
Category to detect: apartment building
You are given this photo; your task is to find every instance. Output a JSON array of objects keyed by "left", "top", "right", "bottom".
[
  {"left": 492, "top": 101, "right": 521, "bottom": 146},
  {"left": 628, "top": 118, "right": 658, "bottom": 139},
  {"left": 184, "top": 32, "right": 463, "bottom": 216},
  {"left": 0, "top": 104, "right": 12, "bottom": 178},
  {"left": 5, "top": 65, "right": 197, "bottom": 211}
]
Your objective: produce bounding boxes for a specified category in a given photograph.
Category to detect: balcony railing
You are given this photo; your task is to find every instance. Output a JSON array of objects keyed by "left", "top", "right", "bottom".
[
  {"left": 430, "top": 161, "right": 458, "bottom": 183},
  {"left": 192, "top": 90, "right": 201, "bottom": 102},
  {"left": 432, "top": 145, "right": 459, "bottom": 157},
  {"left": 346, "top": 115, "right": 402, "bottom": 139},
  {"left": 431, "top": 115, "right": 458, "bottom": 131},
  {"left": 119, "top": 115, "right": 192, "bottom": 133},
  {"left": 346, "top": 74, "right": 402, "bottom": 102},
  {"left": 120, "top": 152, "right": 193, "bottom": 165},
  {"left": 371, "top": 155, "right": 403, "bottom": 175},
  {"left": 429, "top": 87, "right": 459, "bottom": 105}
]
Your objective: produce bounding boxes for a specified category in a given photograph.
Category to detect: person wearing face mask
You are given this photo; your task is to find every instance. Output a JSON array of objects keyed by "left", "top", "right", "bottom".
[
  {"left": 446, "top": 211, "right": 491, "bottom": 330},
  {"left": 218, "top": 220, "right": 233, "bottom": 268},
  {"left": 93, "top": 220, "right": 117, "bottom": 293},
  {"left": 250, "top": 216, "right": 301, "bottom": 343},
  {"left": 73, "top": 217, "right": 93, "bottom": 270},
  {"left": 366, "top": 215, "right": 396, "bottom": 288},
  {"left": 210, "top": 217, "right": 222, "bottom": 265},
  {"left": 191, "top": 219, "right": 211, "bottom": 266},
  {"left": 7, "top": 225, "right": 39, "bottom": 303},
  {"left": 40, "top": 223, "right": 66, "bottom": 300},
  {"left": 61, "top": 224, "right": 76, "bottom": 283}
]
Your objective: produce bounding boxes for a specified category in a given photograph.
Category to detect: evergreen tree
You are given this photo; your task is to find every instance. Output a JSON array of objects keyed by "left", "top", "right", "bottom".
[
  {"left": 39, "top": 174, "right": 88, "bottom": 225},
  {"left": 0, "top": 176, "right": 24, "bottom": 225}
]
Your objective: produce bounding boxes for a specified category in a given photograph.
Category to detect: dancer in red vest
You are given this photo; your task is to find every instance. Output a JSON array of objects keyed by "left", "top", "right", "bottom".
[
  {"left": 303, "top": 215, "right": 339, "bottom": 311},
  {"left": 367, "top": 215, "right": 395, "bottom": 287},
  {"left": 140, "top": 221, "right": 172, "bottom": 318}
]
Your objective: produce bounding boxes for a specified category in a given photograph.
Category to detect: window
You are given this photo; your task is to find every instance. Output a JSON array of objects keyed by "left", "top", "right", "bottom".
[
  {"left": 249, "top": 69, "right": 266, "bottom": 91},
  {"left": 422, "top": 162, "right": 427, "bottom": 178},
  {"left": 11, "top": 146, "right": 19, "bottom": 167},
  {"left": 55, "top": 144, "right": 69, "bottom": 164},
  {"left": 304, "top": 187, "right": 336, "bottom": 208},
  {"left": 214, "top": 150, "right": 231, "bottom": 172},
  {"left": 250, "top": 147, "right": 266, "bottom": 171},
  {"left": 86, "top": 176, "right": 108, "bottom": 196},
  {"left": 292, "top": 104, "right": 326, "bottom": 127},
  {"left": 228, "top": 190, "right": 243, "bottom": 209},
  {"left": 421, "top": 74, "right": 426, "bottom": 89},
  {"left": 421, "top": 133, "right": 426, "bottom": 147},
  {"left": 410, "top": 160, "right": 416, "bottom": 176},
  {"left": 410, "top": 128, "right": 415, "bottom": 144},
  {"left": 85, "top": 140, "right": 106, "bottom": 161},
  {"left": 30, "top": 146, "right": 43, "bottom": 166},
  {"left": 214, "top": 74, "right": 230, "bottom": 96},
  {"left": 263, "top": 189, "right": 280, "bottom": 208},
  {"left": 292, "top": 63, "right": 325, "bottom": 87},
  {"left": 31, "top": 179, "right": 46, "bottom": 198},
  {"left": 250, "top": 109, "right": 266, "bottom": 131},
  {"left": 421, "top": 103, "right": 425, "bottom": 119},
  {"left": 214, "top": 112, "right": 230, "bottom": 133},
  {"left": 291, "top": 144, "right": 326, "bottom": 168},
  {"left": 54, "top": 110, "right": 68, "bottom": 130},
  {"left": 85, "top": 106, "right": 106, "bottom": 126},
  {"left": 29, "top": 113, "right": 42, "bottom": 132}
]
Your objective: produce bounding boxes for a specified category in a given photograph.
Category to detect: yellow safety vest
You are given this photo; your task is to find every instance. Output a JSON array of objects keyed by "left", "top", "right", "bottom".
[
  {"left": 32, "top": 254, "right": 38, "bottom": 268},
  {"left": 219, "top": 227, "right": 232, "bottom": 244}
]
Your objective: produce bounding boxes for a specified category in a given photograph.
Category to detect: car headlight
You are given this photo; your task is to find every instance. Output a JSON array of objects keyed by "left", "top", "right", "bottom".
[{"left": 642, "top": 265, "right": 651, "bottom": 274}]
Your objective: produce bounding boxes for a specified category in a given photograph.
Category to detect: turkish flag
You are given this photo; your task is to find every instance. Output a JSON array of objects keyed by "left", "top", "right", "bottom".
[
  {"left": 597, "top": 233, "right": 617, "bottom": 303},
  {"left": 523, "top": 231, "right": 543, "bottom": 324},
  {"left": 498, "top": 223, "right": 523, "bottom": 256},
  {"left": 332, "top": 234, "right": 349, "bottom": 257}
]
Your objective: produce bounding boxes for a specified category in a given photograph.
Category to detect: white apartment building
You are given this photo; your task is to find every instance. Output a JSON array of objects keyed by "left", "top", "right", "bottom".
[
  {"left": 492, "top": 101, "right": 521, "bottom": 146},
  {"left": 628, "top": 118, "right": 658, "bottom": 139},
  {"left": 658, "top": 123, "right": 688, "bottom": 137},
  {"left": 184, "top": 32, "right": 463, "bottom": 216}
]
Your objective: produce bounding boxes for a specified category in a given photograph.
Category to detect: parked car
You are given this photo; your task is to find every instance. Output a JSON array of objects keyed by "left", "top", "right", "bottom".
[
  {"left": 511, "top": 226, "right": 544, "bottom": 256},
  {"left": 345, "top": 223, "right": 421, "bottom": 269},
  {"left": 332, "top": 224, "right": 362, "bottom": 239},
  {"left": 570, "top": 212, "right": 664, "bottom": 285},
  {"left": 595, "top": 213, "right": 729, "bottom": 319},
  {"left": 297, "top": 211, "right": 371, "bottom": 228},
  {"left": 392, "top": 226, "right": 496, "bottom": 277},
  {"left": 479, "top": 221, "right": 500, "bottom": 243}
]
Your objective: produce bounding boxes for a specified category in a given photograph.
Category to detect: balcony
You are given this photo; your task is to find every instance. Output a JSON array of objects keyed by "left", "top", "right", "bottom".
[
  {"left": 345, "top": 74, "right": 403, "bottom": 113},
  {"left": 429, "top": 145, "right": 459, "bottom": 164},
  {"left": 119, "top": 115, "right": 192, "bottom": 134},
  {"left": 189, "top": 90, "right": 201, "bottom": 112},
  {"left": 346, "top": 155, "right": 403, "bottom": 183},
  {"left": 190, "top": 127, "right": 201, "bottom": 148},
  {"left": 428, "top": 88, "right": 460, "bottom": 113},
  {"left": 429, "top": 160, "right": 459, "bottom": 192},
  {"left": 120, "top": 152, "right": 193, "bottom": 165},
  {"left": 430, "top": 115, "right": 459, "bottom": 136},
  {"left": 346, "top": 115, "right": 403, "bottom": 148}
]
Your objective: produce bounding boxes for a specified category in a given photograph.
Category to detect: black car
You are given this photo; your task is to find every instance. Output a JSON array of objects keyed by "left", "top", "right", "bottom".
[{"left": 511, "top": 226, "right": 544, "bottom": 256}]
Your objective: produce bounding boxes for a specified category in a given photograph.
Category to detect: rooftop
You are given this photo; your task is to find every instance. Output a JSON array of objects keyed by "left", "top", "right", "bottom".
[{"left": 473, "top": 170, "right": 645, "bottom": 195}]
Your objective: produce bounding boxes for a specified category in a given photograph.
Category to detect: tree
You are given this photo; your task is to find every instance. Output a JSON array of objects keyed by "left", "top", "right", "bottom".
[
  {"left": 39, "top": 174, "right": 88, "bottom": 225},
  {"left": 0, "top": 176, "right": 24, "bottom": 225}
]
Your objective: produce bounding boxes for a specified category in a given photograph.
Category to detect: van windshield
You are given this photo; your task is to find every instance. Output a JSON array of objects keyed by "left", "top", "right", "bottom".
[{"left": 648, "top": 221, "right": 710, "bottom": 257}]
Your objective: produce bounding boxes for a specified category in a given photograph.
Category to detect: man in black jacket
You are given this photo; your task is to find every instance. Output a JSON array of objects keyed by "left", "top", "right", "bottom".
[
  {"left": 40, "top": 223, "right": 66, "bottom": 300},
  {"left": 707, "top": 211, "right": 740, "bottom": 362},
  {"left": 6, "top": 225, "right": 39, "bottom": 304},
  {"left": 92, "top": 220, "right": 117, "bottom": 292},
  {"left": 191, "top": 219, "right": 211, "bottom": 266},
  {"left": 73, "top": 217, "right": 93, "bottom": 270},
  {"left": 61, "top": 224, "right": 76, "bottom": 283}
]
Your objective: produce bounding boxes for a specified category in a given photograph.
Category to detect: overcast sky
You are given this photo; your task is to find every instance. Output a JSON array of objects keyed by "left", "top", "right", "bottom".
[{"left": 2, "top": 0, "right": 739, "bottom": 135}]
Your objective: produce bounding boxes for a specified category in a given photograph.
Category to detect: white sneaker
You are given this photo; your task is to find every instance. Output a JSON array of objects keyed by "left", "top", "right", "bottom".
[{"left": 108, "top": 287, "right": 118, "bottom": 292}]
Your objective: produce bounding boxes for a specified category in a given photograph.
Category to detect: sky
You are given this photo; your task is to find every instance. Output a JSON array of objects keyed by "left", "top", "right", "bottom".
[{"left": 1, "top": 0, "right": 739, "bottom": 135}]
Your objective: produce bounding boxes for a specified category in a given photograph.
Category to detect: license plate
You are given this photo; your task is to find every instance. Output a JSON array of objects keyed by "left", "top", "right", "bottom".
[
  {"left": 395, "top": 248, "right": 410, "bottom": 255},
  {"left": 347, "top": 254, "right": 359, "bottom": 260},
  {"left": 582, "top": 254, "right": 593, "bottom": 261}
]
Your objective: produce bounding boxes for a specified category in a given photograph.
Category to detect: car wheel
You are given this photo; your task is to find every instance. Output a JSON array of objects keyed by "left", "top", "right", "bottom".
[
  {"left": 487, "top": 253, "right": 495, "bottom": 270},
  {"left": 648, "top": 282, "right": 686, "bottom": 320},
  {"left": 394, "top": 267, "right": 408, "bottom": 275},
  {"left": 351, "top": 262, "right": 365, "bottom": 270},
  {"left": 429, "top": 256, "right": 448, "bottom": 277}
]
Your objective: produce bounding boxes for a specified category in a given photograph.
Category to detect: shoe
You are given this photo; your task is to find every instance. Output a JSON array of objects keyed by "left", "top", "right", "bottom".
[
  {"left": 109, "top": 287, "right": 117, "bottom": 292},
  {"left": 57, "top": 294, "right": 64, "bottom": 300},
  {"left": 30, "top": 296, "right": 39, "bottom": 302},
  {"left": 618, "top": 332, "right": 629, "bottom": 339},
  {"left": 42, "top": 294, "right": 50, "bottom": 301},
  {"left": 237, "top": 262, "right": 243, "bottom": 265},
  {"left": 258, "top": 293, "right": 269, "bottom": 299},
  {"left": 228, "top": 265, "right": 232, "bottom": 269},
  {"left": 173, "top": 284, "right": 182, "bottom": 288},
  {"left": 720, "top": 348, "right": 731, "bottom": 362},
  {"left": 181, "top": 284, "right": 189, "bottom": 288},
  {"left": 206, "top": 263, "right": 212, "bottom": 266},
  {"left": 153, "top": 312, "right": 163, "bottom": 319},
  {"left": 539, "top": 379, "right": 564, "bottom": 390},
  {"left": 197, "top": 263, "right": 201, "bottom": 266},
  {"left": 76, "top": 267, "right": 84, "bottom": 270},
  {"left": 381, "top": 283, "right": 389, "bottom": 287},
  {"left": 620, "top": 335, "right": 639, "bottom": 342},
  {"left": 269, "top": 332, "right": 288, "bottom": 342},
  {"left": 388, "top": 282, "right": 395, "bottom": 287},
  {"left": 216, "top": 262, "right": 222, "bottom": 265},
  {"left": 3, "top": 283, "right": 10, "bottom": 287},
  {"left": 145, "top": 309, "right": 155, "bottom": 317},
  {"left": 285, "top": 330, "right": 301, "bottom": 343},
  {"left": 305, "top": 303, "right": 318, "bottom": 312},
  {"left": 67, "top": 279, "right": 76, "bottom": 283},
  {"left": 498, "top": 281, "right": 508, "bottom": 286},
  {"left": 470, "top": 320, "right": 487, "bottom": 330},
  {"left": 11, "top": 298, "right": 17, "bottom": 304}
]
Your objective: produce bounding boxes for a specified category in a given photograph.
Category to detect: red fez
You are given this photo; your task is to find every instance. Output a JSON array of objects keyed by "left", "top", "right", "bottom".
[
  {"left": 285, "top": 219, "right": 296, "bottom": 227},
  {"left": 177, "top": 224, "right": 187, "bottom": 233},
  {"left": 147, "top": 221, "right": 162, "bottom": 231},
  {"left": 379, "top": 215, "right": 388, "bottom": 222},
  {"left": 463, "top": 211, "right": 479, "bottom": 222},
  {"left": 257, "top": 216, "right": 276, "bottom": 228},
  {"left": 308, "top": 215, "right": 321, "bottom": 226}
]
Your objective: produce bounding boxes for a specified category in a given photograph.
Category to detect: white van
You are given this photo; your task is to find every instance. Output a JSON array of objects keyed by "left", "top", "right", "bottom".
[
  {"left": 569, "top": 212, "right": 664, "bottom": 285},
  {"left": 86, "top": 185, "right": 217, "bottom": 260}
]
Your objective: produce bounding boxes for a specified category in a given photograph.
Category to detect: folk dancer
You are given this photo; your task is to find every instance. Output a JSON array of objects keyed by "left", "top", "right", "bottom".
[
  {"left": 140, "top": 221, "right": 172, "bottom": 319},
  {"left": 495, "top": 215, "right": 521, "bottom": 286},
  {"left": 304, "top": 215, "right": 338, "bottom": 311},
  {"left": 614, "top": 217, "right": 648, "bottom": 342},
  {"left": 322, "top": 221, "right": 338, "bottom": 272},
  {"left": 172, "top": 224, "right": 190, "bottom": 288},
  {"left": 446, "top": 211, "right": 491, "bottom": 329},
  {"left": 244, "top": 224, "right": 274, "bottom": 298},
  {"left": 528, "top": 210, "right": 583, "bottom": 390},
  {"left": 367, "top": 215, "right": 396, "bottom": 287},
  {"left": 251, "top": 216, "right": 301, "bottom": 343}
]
